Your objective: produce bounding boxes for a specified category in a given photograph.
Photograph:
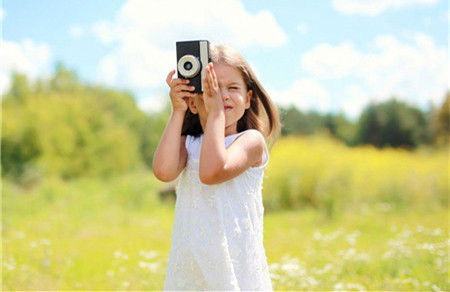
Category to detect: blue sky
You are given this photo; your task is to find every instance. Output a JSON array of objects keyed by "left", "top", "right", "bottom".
[{"left": 2, "top": 0, "right": 448, "bottom": 119}]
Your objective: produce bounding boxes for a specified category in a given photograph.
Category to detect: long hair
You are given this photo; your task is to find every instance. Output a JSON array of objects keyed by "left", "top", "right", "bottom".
[{"left": 181, "top": 44, "right": 281, "bottom": 145}]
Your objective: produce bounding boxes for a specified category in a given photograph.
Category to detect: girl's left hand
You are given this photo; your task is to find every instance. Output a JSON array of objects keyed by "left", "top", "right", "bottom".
[{"left": 202, "top": 63, "right": 223, "bottom": 114}]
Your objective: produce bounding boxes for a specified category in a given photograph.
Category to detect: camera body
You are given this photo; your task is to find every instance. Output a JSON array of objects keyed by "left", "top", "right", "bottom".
[{"left": 176, "top": 40, "right": 210, "bottom": 93}]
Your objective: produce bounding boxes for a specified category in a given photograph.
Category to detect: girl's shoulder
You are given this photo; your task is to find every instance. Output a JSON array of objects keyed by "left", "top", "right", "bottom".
[
  {"left": 230, "top": 129, "right": 265, "bottom": 145},
  {"left": 229, "top": 129, "right": 269, "bottom": 168}
]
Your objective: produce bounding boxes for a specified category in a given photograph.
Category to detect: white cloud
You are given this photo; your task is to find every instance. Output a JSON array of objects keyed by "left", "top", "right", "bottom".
[
  {"left": 269, "top": 78, "right": 330, "bottom": 113},
  {"left": 333, "top": 0, "right": 441, "bottom": 16},
  {"left": 341, "top": 85, "right": 372, "bottom": 119},
  {"left": 302, "top": 42, "right": 361, "bottom": 79},
  {"left": 91, "top": 21, "right": 117, "bottom": 44},
  {"left": 137, "top": 92, "right": 168, "bottom": 113},
  {"left": 301, "top": 33, "right": 448, "bottom": 117},
  {"left": 92, "top": 0, "right": 287, "bottom": 90},
  {"left": 68, "top": 25, "right": 84, "bottom": 38},
  {"left": 98, "top": 35, "right": 174, "bottom": 89},
  {"left": 1, "top": 39, "right": 52, "bottom": 95}
]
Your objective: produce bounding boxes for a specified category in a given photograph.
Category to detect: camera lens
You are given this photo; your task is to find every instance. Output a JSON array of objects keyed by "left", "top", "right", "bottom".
[
  {"left": 184, "top": 62, "right": 193, "bottom": 71},
  {"left": 177, "top": 55, "right": 201, "bottom": 78}
]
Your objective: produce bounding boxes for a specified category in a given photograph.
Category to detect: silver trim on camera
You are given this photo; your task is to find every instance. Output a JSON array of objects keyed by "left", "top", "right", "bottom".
[
  {"left": 177, "top": 55, "right": 201, "bottom": 78},
  {"left": 199, "top": 41, "right": 209, "bottom": 91}
]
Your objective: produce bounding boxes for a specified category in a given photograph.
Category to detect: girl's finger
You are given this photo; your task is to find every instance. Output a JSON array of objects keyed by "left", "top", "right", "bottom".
[
  {"left": 202, "top": 73, "right": 210, "bottom": 95},
  {"left": 172, "top": 84, "right": 196, "bottom": 93},
  {"left": 209, "top": 63, "right": 218, "bottom": 88},
  {"left": 206, "top": 65, "right": 215, "bottom": 93},
  {"left": 167, "top": 73, "right": 191, "bottom": 89},
  {"left": 174, "top": 91, "right": 197, "bottom": 100},
  {"left": 169, "top": 79, "right": 190, "bottom": 90},
  {"left": 166, "top": 69, "right": 176, "bottom": 86}
]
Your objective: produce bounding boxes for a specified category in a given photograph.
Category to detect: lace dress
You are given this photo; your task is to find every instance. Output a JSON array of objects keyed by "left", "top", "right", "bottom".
[{"left": 164, "top": 130, "right": 273, "bottom": 291}]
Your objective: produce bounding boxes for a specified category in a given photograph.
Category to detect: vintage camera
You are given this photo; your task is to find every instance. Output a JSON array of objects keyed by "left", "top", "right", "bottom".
[{"left": 176, "top": 40, "right": 210, "bottom": 93}]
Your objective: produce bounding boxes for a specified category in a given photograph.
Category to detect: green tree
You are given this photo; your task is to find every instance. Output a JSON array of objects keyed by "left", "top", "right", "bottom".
[
  {"left": 280, "top": 106, "right": 326, "bottom": 135},
  {"left": 431, "top": 92, "right": 450, "bottom": 146},
  {"left": 356, "top": 99, "right": 431, "bottom": 148},
  {"left": 140, "top": 104, "right": 171, "bottom": 168},
  {"left": 324, "top": 113, "right": 358, "bottom": 146},
  {"left": 49, "top": 62, "right": 81, "bottom": 93},
  {"left": 4, "top": 73, "right": 31, "bottom": 102},
  {"left": 1, "top": 126, "right": 42, "bottom": 178},
  {"left": 1, "top": 64, "right": 164, "bottom": 180}
]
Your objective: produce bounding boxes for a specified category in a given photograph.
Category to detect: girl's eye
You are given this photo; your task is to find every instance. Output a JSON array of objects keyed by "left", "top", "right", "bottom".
[{"left": 229, "top": 86, "right": 239, "bottom": 90}]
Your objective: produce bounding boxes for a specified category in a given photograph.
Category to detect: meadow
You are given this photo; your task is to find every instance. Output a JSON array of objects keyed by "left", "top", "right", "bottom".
[{"left": 2, "top": 136, "right": 448, "bottom": 291}]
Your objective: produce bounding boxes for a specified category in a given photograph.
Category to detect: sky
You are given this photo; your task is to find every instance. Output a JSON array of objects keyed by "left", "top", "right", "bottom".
[{"left": 2, "top": 0, "right": 448, "bottom": 119}]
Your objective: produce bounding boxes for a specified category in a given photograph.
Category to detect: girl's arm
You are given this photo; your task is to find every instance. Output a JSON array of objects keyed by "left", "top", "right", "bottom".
[
  {"left": 199, "top": 64, "right": 265, "bottom": 185},
  {"left": 152, "top": 111, "right": 188, "bottom": 182},
  {"left": 152, "top": 70, "right": 196, "bottom": 182},
  {"left": 201, "top": 122, "right": 265, "bottom": 185}
]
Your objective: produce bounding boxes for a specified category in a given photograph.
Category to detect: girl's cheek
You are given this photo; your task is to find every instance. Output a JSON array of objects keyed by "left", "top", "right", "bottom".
[{"left": 229, "top": 91, "right": 245, "bottom": 101}]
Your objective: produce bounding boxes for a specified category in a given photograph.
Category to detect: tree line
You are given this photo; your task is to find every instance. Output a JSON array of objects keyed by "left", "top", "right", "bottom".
[
  {"left": 2, "top": 64, "right": 167, "bottom": 181},
  {"left": 1, "top": 64, "right": 448, "bottom": 181},
  {"left": 280, "top": 95, "right": 448, "bottom": 148}
]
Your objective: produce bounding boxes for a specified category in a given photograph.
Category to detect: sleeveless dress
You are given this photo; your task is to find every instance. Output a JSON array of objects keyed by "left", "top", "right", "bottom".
[{"left": 163, "top": 130, "right": 273, "bottom": 291}]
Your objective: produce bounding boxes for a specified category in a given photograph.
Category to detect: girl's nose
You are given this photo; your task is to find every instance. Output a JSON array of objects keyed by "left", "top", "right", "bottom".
[{"left": 222, "top": 91, "right": 230, "bottom": 101}]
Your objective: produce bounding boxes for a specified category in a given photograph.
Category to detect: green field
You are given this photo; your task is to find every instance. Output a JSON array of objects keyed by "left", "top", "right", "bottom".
[{"left": 2, "top": 137, "right": 448, "bottom": 291}]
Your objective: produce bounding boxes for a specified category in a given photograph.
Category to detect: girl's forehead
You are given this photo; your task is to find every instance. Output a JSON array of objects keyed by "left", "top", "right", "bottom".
[{"left": 214, "top": 63, "right": 244, "bottom": 83}]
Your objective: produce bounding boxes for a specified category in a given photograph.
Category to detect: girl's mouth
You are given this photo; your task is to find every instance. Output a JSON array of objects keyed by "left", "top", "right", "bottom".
[{"left": 224, "top": 105, "right": 233, "bottom": 110}]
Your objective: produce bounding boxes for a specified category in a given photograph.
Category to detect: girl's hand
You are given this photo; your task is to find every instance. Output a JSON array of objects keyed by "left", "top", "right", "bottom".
[
  {"left": 202, "top": 63, "right": 224, "bottom": 114},
  {"left": 166, "top": 70, "right": 197, "bottom": 112}
]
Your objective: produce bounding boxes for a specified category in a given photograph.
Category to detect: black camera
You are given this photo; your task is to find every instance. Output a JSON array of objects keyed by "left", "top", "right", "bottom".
[{"left": 176, "top": 40, "right": 210, "bottom": 93}]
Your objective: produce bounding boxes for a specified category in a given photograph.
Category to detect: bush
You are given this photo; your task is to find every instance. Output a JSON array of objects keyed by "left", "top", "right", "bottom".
[{"left": 264, "top": 135, "right": 448, "bottom": 217}]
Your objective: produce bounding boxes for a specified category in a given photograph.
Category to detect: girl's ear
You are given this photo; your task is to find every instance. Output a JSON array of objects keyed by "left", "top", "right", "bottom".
[
  {"left": 188, "top": 97, "right": 198, "bottom": 114},
  {"left": 245, "top": 90, "right": 253, "bottom": 109}
]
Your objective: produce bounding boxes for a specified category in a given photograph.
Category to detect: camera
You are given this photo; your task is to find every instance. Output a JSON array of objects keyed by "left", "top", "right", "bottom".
[{"left": 176, "top": 40, "right": 210, "bottom": 93}]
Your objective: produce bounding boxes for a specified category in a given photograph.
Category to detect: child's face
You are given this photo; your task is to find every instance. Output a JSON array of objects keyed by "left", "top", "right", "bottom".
[{"left": 189, "top": 63, "right": 252, "bottom": 136}]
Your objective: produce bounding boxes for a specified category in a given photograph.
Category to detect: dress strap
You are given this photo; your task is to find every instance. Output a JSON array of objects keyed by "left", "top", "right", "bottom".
[{"left": 185, "top": 135, "right": 203, "bottom": 160}]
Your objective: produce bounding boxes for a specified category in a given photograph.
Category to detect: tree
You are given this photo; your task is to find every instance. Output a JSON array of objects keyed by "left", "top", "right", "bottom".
[
  {"left": 1, "top": 63, "right": 158, "bottom": 180},
  {"left": 4, "top": 73, "right": 31, "bottom": 102},
  {"left": 280, "top": 106, "right": 326, "bottom": 135},
  {"left": 49, "top": 62, "right": 81, "bottom": 92},
  {"left": 356, "top": 99, "right": 431, "bottom": 148},
  {"left": 324, "top": 113, "right": 358, "bottom": 146},
  {"left": 431, "top": 92, "right": 450, "bottom": 146},
  {"left": 1, "top": 126, "right": 42, "bottom": 178}
]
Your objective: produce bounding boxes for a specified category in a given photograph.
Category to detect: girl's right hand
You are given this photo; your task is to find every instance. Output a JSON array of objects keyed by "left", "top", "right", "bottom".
[{"left": 166, "top": 70, "right": 197, "bottom": 112}]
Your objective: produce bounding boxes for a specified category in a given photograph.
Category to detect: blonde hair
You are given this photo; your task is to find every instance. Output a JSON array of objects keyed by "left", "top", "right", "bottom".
[{"left": 182, "top": 44, "right": 281, "bottom": 145}]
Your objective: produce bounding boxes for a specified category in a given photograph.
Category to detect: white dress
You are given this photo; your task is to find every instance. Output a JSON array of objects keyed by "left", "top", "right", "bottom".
[{"left": 164, "top": 130, "right": 273, "bottom": 291}]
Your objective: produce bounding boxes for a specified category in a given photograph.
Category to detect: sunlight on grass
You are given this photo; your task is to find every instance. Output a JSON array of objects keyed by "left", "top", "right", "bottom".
[{"left": 2, "top": 136, "right": 448, "bottom": 290}]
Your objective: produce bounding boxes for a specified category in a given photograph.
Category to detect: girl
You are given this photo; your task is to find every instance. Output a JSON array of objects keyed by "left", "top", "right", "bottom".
[{"left": 153, "top": 44, "right": 280, "bottom": 291}]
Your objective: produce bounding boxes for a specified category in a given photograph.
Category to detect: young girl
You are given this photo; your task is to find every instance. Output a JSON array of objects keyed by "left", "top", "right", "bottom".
[{"left": 153, "top": 44, "right": 280, "bottom": 291}]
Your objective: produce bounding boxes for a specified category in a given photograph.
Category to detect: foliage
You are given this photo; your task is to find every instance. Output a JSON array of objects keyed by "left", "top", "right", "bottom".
[
  {"left": 1, "top": 66, "right": 166, "bottom": 181},
  {"left": 280, "top": 94, "right": 449, "bottom": 149},
  {"left": 2, "top": 166, "right": 448, "bottom": 290},
  {"left": 431, "top": 92, "right": 449, "bottom": 146},
  {"left": 1, "top": 66, "right": 447, "bottom": 184},
  {"left": 279, "top": 107, "right": 357, "bottom": 146},
  {"left": 355, "top": 99, "right": 432, "bottom": 148},
  {"left": 280, "top": 107, "right": 324, "bottom": 135},
  {"left": 264, "top": 135, "right": 448, "bottom": 217},
  {"left": 2, "top": 63, "right": 448, "bottom": 291}
]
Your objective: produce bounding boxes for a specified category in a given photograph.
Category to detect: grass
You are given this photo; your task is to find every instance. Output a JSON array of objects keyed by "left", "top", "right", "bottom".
[
  {"left": 2, "top": 172, "right": 173, "bottom": 291},
  {"left": 2, "top": 136, "right": 449, "bottom": 291},
  {"left": 264, "top": 208, "right": 448, "bottom": 291}
]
